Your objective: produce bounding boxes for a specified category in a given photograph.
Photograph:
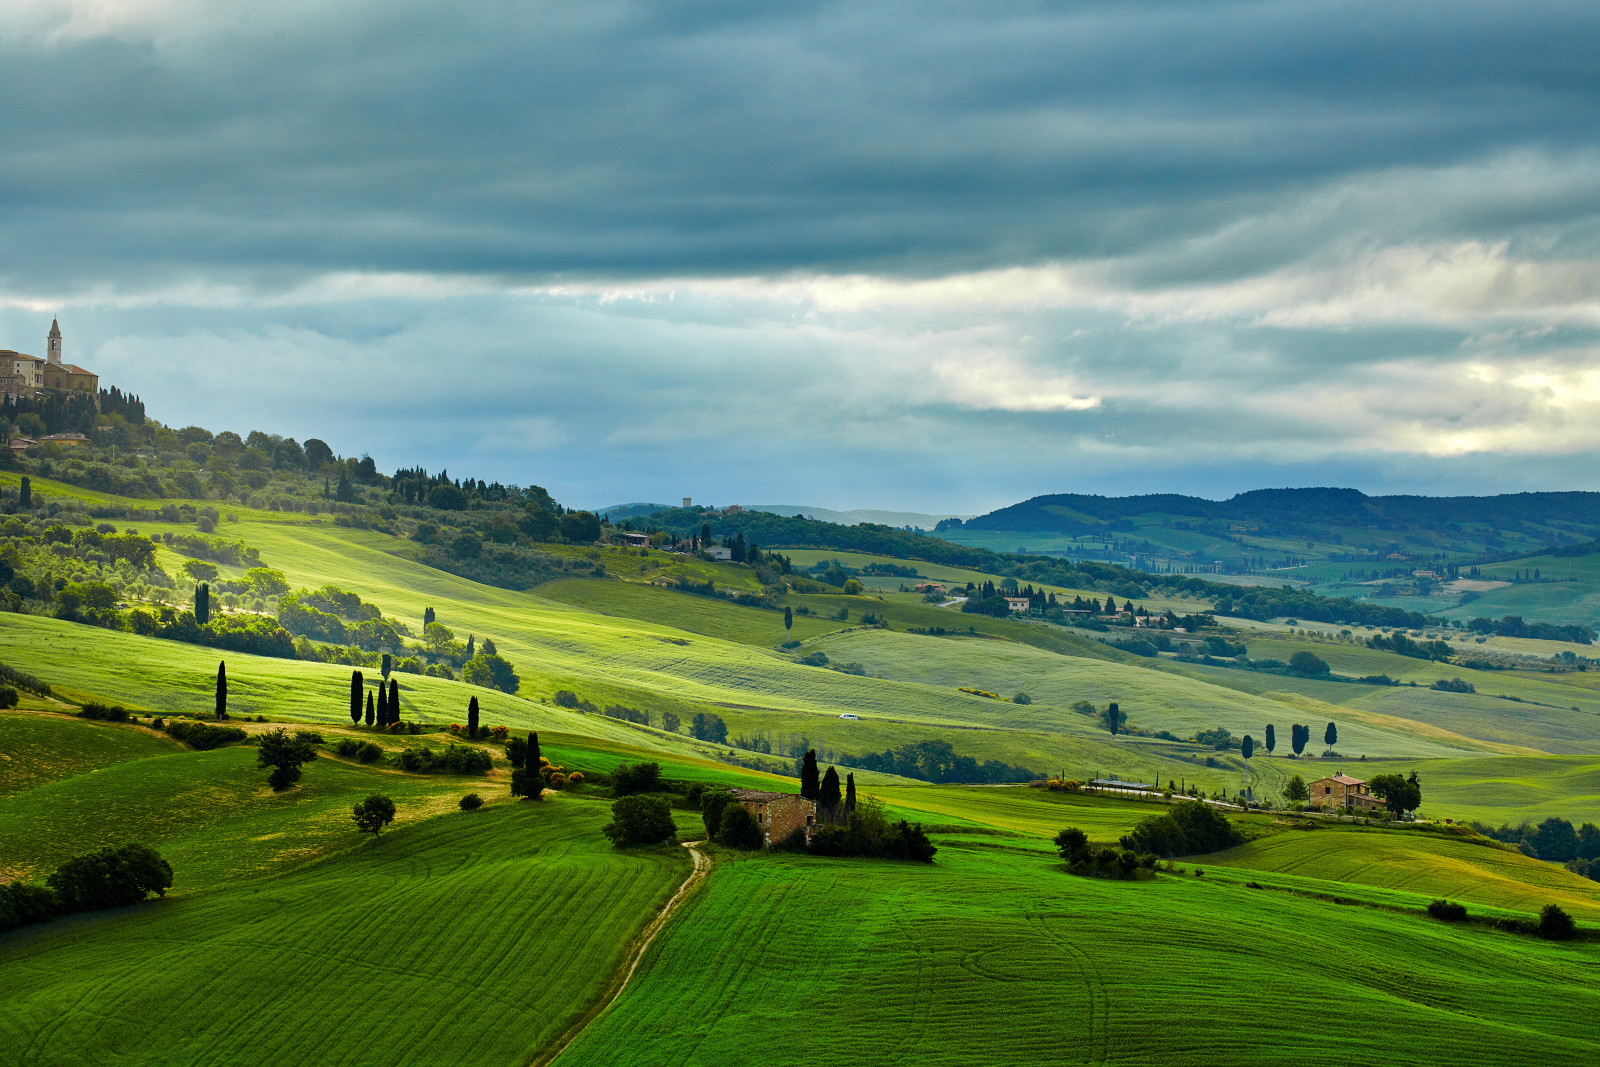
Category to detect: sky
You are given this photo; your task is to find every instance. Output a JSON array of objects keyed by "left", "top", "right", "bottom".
[{"left": 3, "top": 1, "right": 1600, "bottom": 514}]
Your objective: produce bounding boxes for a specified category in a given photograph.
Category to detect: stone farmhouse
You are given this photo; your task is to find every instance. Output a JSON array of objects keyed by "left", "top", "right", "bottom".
[
  {"left": 728, "top": 787, "right": 818, "bottom": 847},
  {"left": 1308, "top": 772, "right": 1384, "bottom": 812},
  {"left": 1, "top": 319, "right": 98, "bottom": 399}
]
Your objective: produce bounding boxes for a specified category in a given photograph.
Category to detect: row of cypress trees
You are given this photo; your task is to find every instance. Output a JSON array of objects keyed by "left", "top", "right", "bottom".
[
  {"left": 346, "top": 669, "right": 402, "bottom": 727},
  {"left": 798, "top": 748, "right": 856, "bottom": 818}
]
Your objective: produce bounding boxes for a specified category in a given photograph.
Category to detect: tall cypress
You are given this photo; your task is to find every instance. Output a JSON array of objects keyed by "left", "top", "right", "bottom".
[
  {"left": 466, "top": 634, "right": 475, "bottom": 658},
  {"left": 365, "top": 690, "right": 375, "bottom": 727},
  {"left": 467, "top": 695, "right": 480, "bottom": 738},
  {"left": 800, "top": 749, "right": 819, "bottom": 801},
  {"left": 423, "top": 606, "right": 435, "bottom": 626},
  {"left": 845, "top": 772, "right": 857, "bottom": 816},
  {"left": 349, "top": 670, "right": 364, "bottom": 724},
  {"left": 214, "top": 661, "right": 228, "bottom": 720},
  {"left": 819, "top": 765, "right": 841, "bottom": 813},
  {"left": 389, "top": 679, "right": 400, "bottom": 725},
  {"left": 195, "top": 582, "right": 210, "bottom": 625},
  {"left": 1265, "top": 723, "right": 1276, "bottom": 754},
  {"left": 381, "top": 653, "right": 392, "bottom": 679},
  {"left": 18, "top": 476, "right": 30, "bottom": 508},
  {"left": 529, "top": 731, "right": 541, "bottom": 768},
  {"left": 784, "top": 606, "right": 793, "bottom": 632}
]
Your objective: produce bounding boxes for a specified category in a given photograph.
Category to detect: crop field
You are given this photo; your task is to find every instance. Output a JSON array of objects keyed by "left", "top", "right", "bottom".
[
  {"left": 866, "top": 784, "right": 1162, "bottom": 838},
  {"left": 562, "top": 840, "right": 1600, "bottom": 1067},
  {"left": 535, "top": 576, "right": 846, "bottom": 645},
  {"left": 0, "top": 800, "right": 690, "bottom": 1067},
  {"left": 1208, "top": 824, "right": 1600, "bottom": 921},
  {"left": 0, "top": 709, "right": 182, "bottom": 796}
]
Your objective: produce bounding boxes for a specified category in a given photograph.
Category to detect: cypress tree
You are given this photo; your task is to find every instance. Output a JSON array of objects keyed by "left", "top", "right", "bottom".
[
  {"left": 784, "top": 606, "right": 793, "bottom": 632},
  {"left": 19, "top": 476, "right": 30, "bottom": 508},
  {"left": 529, "top": 731, "right": 542, "bottom": 768},
  {"left": 844, "top": 772, "right": 857, "bottom": 815},
  {"left": 389, "top": 679, "right": 400, "bottom": 725},
  {"left": 423, "top": 607, "right": 435, "bottom": 626},
  {"left": 194, "top": 582, "right": 210, "bottom": 624},
  {"left": 800, "top": 749, "right": 820, "bottom": 801},
  {"left": 349, "top": 670, "right": 364, "bottom": 724},
  {"left": 467, "top": 695, "right": 480, "bottom": 738},
  {"left": 381, "top": 653, "right": 392, "bottom": 679},
  {"left": 1324, "top": 721, "right": 1338, "bottom": 751},
  {"left": 365, "top": 690, "right": 375, "bottom": 727},
  {"left": 466, "top": 634, "right": 475, "bottom": 658},
  {"left": 1265, "top": 723, "right": 1276, "bottom": 754},
  {"left": 214, "top": 660, "right": 228, "bottom": 720},
  {"left": 374, "top": 684, "right": 386, "bottom": 726},
  {"left": 819, "top": 765, "right": 841, "bottom": 814}
]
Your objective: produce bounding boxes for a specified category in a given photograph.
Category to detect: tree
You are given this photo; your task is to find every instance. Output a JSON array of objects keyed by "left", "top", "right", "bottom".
[
  {"left": 845, "top": 772, "right": 857, "bottom": 816},
  {"left": 1368, "top": 773, "right": 1422, "bottom": 817},
  {"left": 365, "top": 690, "right": 375, "bottom": 727},
  {"left": 423, "top": 606, "right": 436, "bottom": 626},
  {"left": 820, "top": 766, "right": 842, "bottom": 815},
  {"left": 388, "top": 679, "right": 400, "bottom": 724},
  {"left": 257, "top": 727, "right": 319, "bottom": 791},
  {"left": 511, "top": 765, "right": 544, "bottom": 800},
  {"left": 1100, "top": 702, "right": 1125, "bottom": 737},
  {"left": 381, "top": 653, "right": 392, "bottom": 679},
  {"left": 1291, "top": 723, "right": 1308, "bottom": 756},
  {"left": 1532, "top": 816, "right": 1580, "bottom": 862},
  {"left": 349, "top": 670, "right": 364, "bottom": 724},
  {"left": 19, "top": 475, "right": 30, "bottom": 508},
  {"left": 1538, "top": 903, "right": 1576, "bottom": 941},
  {"left": 1324, "top": 721, "right": 1338, "bottom": 752},
  {"left": 1054, "top": 827, "right": 1090, "bottom": 863},
  {"left": 1241, "top": 734, "right": 1254, "bottom": 761},
  {"left": 466, "top": 634, "right": 475, "bottom": 658},
  {"left": 800, "top": 749, "right": 820, "bottom": 800},
  {"left": 1288, "top": 651, "right": 1329, "bottom": 676},
  {"left": 335, "top": 470, "right": 356, "bottom": 503},
  {"left": 1283, "top": 774, "right": 1310, "bottom": 803},
  {"left": 47, "top": 844, "right": 173, "bottom": 912},
  {"left": 1265, "top": 724, "right": 1276, "bottom": 754},
  {"left": 713, "top": 804, "right": 764, "bottom": 849},
  {"left": 467, "top": 695, "right": 480, "bottom": 738},
  {"left": 784, "top": 606, "right": 793, "bottom": 632},
  {"left": 352, "top": 794, "right": 396, "bottom": 835},
  {"left": 214, "top": 660, "right": 228, "bottom": 720},
  {"left": 529, "top": 731, "right": 542, "bottom": 767},
  {"left": 603, "top": 796, "right": 676, "bottom": 846},
  {"left": 303, "top": 438, "right": 334, "bottom": 468},
  {"left": 195, "top": 582, "right": 211, "bottom": 625},
  {"left": 461, "top": 652, "right": 521, "bottom": 693}
]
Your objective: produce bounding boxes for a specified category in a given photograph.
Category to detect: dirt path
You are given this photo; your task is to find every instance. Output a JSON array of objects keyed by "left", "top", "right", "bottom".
[{"left": 532, "top": 839, "right": 711, "bottom": 1067}]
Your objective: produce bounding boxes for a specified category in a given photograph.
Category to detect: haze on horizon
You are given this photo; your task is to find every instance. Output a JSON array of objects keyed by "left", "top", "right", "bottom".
[{"left": 3, "top": 1, "right": 1599, "bottom": 514}]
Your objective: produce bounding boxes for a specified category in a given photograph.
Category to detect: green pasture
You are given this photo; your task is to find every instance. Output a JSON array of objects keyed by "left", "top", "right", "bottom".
[
  {"left": 563, "top": 840, "right": 1600, "bottom": 1067},
  {"left": 0, "top": 800, "right": 689, "bottom": 1067},
  {"left": 866, "top": 784, "right": 1161, "bottom": 839},
  {"left": 535, "top": 576, "right": 845, "bottom": 645},
  {"left": 0, "top": 709, "right": 181, "bottom": 797}
]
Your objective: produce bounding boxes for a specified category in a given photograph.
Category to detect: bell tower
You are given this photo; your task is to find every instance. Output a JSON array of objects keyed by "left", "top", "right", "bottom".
[{"left": 47, "top": 318, "right": 62, "bottom": 365}]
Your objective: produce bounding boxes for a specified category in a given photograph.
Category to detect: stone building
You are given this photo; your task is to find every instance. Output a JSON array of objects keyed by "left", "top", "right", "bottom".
[
  {"left": 1, "top": 319, "right": 97, "bottom": 398},
  {"left": 1307, "top": 772, "right": 1383, "bottom": 812},
  {"left": 728, "top": 787, "right": 818, "bottom": 847}
]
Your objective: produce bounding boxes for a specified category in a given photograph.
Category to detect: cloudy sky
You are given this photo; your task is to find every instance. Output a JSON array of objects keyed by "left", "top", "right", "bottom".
[{"left": 3, "top": 1, "right": 1600, "bottom": 512}]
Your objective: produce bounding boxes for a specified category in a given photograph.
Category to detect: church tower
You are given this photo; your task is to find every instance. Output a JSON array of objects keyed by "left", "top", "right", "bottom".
[{"left": 47, "top": 318, "right": 62, "bottom": 365}]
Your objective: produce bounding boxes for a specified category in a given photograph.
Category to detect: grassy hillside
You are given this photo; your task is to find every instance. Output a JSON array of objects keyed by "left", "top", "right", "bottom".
[
  {"left": 0, "top": 800, "right": 690, "bottom": 1067},
  {"left": 0, "top": 710, "right": 182, "bottom": 797},
  {"left": 562, "top": 840, "right": 1600, "bottom": 1067}
]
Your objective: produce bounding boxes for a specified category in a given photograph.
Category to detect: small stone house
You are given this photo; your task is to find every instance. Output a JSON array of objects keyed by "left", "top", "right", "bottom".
[
  {"left": 620, "top": 531, "right": 650, "bottom": 547},
  {"left": 728, "top": 787, "right": 817, "bottom": 847},
  {"left": 1308, "top": 772, "right": 1383, "bottom": 811}
]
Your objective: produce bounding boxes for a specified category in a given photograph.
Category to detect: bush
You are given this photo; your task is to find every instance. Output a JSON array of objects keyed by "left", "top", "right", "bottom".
[
  {"left": 610, "top": 761, "right": 664, "bottom": 796},
  {"left": 47, "top": 844, "right": 173, "bottom": 912},
  {"left": 0, "top": 881, "right": 59, "bottom": 933},
  {"left": 79, "top": 702, "right": 129, "bottom": 722},
  {"left": 1288, "top": 651, "right": 1330, "bottom": 676},
  {"left": 333, "top": 738, "right": 362, "bottom": 758},
  {"left": 713, "top": 804, "right": 764, "bottom": 849},
  {"left": 0, "top": 685, "right": 18, "bottom": 709},
  {"left": 603, "top": 795, "right": 677, "bottom": 847},
  {"left": 1012, "top": 692, "right": 1032, "bottom": 705},
  {"left": 459, "top": 793, "right": 484, "bottom": 811},
  {"left": 165, "top": 719, "right": 247, "bottom": 750},
  {"left": 394, "top": 744, "right": 491, "bottom": 775},
  {"left": 700, "top": 789, "right": 735, "bottom": 839},
  {"left": 511, "top": 766, "right": 545, "bottom": 800},
  {"left": 1054, "top": 827, "right": 1090, "bottom": 863},
  {"left": 357, "top": 742, "right": 383, "bottom": 764},
  {"left": 1427, "top": 899, "right": 1468, "bottom": 922},
  {"left": 1538, "top": 904, "right": 1576, "bottom": 941},
  {"left": 1121, "top": 801, "right": 1243, "bottom": 857}
]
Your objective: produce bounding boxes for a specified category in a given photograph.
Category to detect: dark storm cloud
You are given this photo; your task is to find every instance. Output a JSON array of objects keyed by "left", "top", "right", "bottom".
[{"left": 3, "top": 0, "right": 1599, "bottom": 290}]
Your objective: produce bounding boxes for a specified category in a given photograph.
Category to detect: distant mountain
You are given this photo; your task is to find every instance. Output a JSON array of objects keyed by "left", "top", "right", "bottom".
[
  {"left": 742, "top": 504, "right": 972, "bottom": 530},
  {"left": 961, "top": 488, "right": 1600, "bottom": 533},
  {"left": 598, "top": 502, "right": 971, "bottom": 530}
]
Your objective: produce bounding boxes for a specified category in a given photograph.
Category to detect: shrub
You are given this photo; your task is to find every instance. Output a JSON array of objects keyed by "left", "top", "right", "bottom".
[
  {"left": 511, "top": 766, "right": 545, "bottom": 800},
  {"left": 79, "top": 702, "right": 129, "bottom": 722},
  {"left": 47, "top": 844, "right": 173, "bottom": 912},
  {"left": 333, "top": 738, "right": 362, "bottom": 758},
  {"left": 459, "top": 793, "right": 484, "bottom": 811},
  {"left": 603, "top": 795, "right": 677, "bottom": 847},
  {"left": 1012, "top": 692, "right": 1032, "bottom": 705},
  {"left": 0, "top": 685, "right": 22, "bottom": 709},
  {"left": 714, "top": 804, "right": 765, "bottom": 849},
  {"left": 0, "top": 881, "right": 59, "bottom": 933},
  {"left": 357, "top": 742, "right": 383, "bottom": 764},
  {"left": 610, "top": 761, "right": 664, "bottom": 796},
  {"left": 1054, "top": 827, "right": 1090, "bottom": 863},
  {"left": 1427, "top": 899, "right": 1468, "bottom": 922},
  {"left": 700, "top": 789, "right": 735, "bottom": 838},
  {"left": 1121, "top": 801, "right": 1243, "bottom": 857},
  {"left": 165, "top": 719, "right": 247, "bottom": 750},
  {"left": 1538, "top": 904, "right": 1576, "bottom": 941}
]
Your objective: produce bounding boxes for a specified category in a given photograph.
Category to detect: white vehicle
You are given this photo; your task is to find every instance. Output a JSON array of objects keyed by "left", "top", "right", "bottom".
[{"left": 838, "top": 713, "right": 860, "bottom": 720}]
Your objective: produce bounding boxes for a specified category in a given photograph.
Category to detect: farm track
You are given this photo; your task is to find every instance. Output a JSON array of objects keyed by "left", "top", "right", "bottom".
[{"left": 534, "top": 840, "right": 711, "bottom": 1067}]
